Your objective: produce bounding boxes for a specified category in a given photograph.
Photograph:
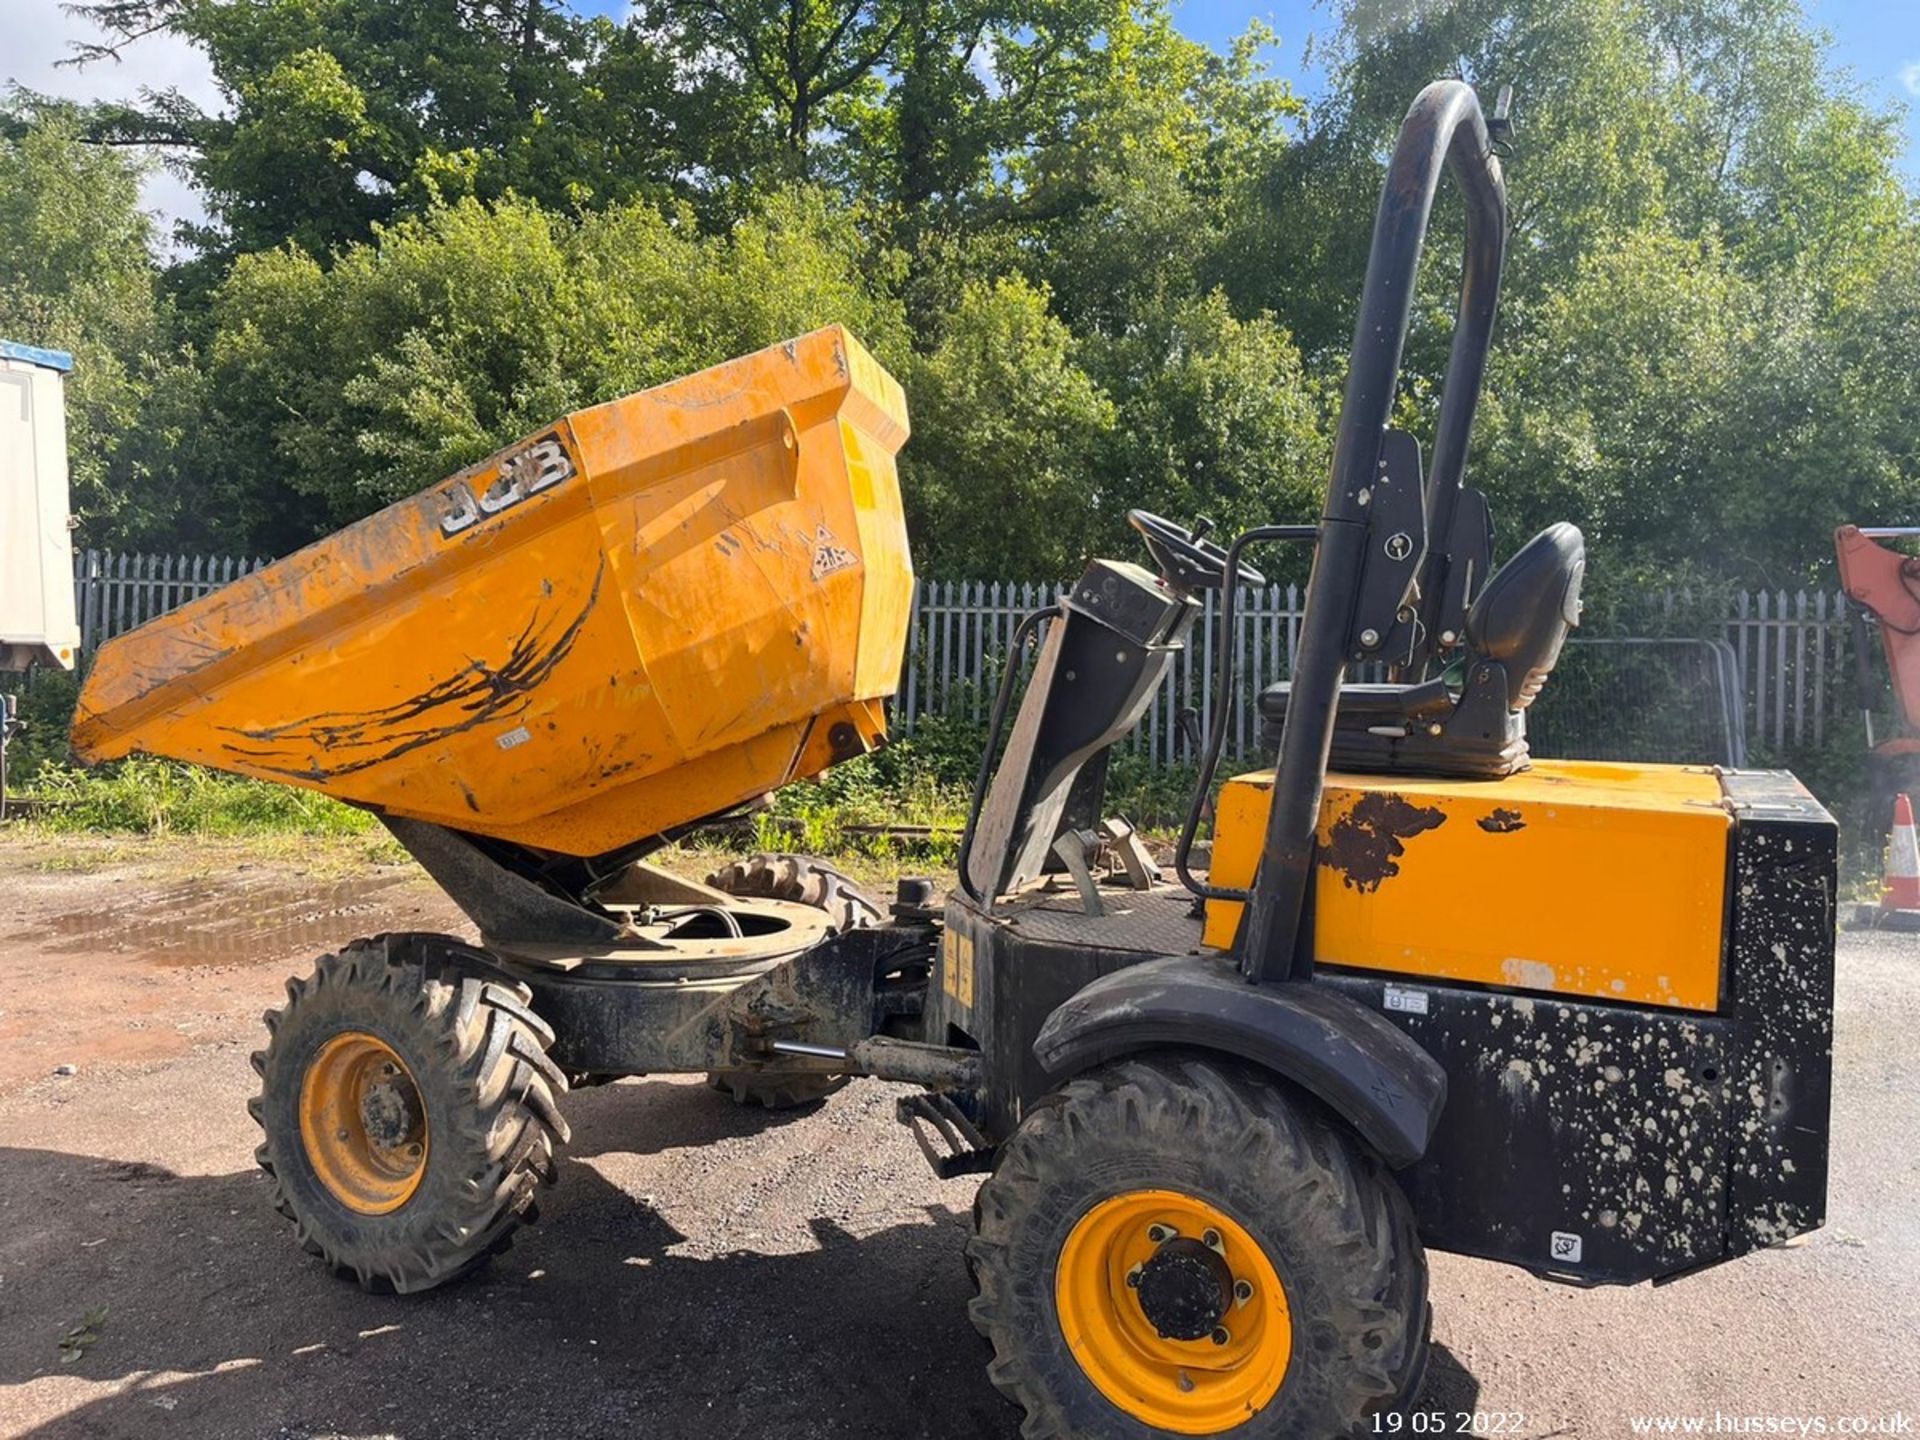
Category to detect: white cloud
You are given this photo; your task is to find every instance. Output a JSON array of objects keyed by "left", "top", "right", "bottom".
[
  {"left": 1, "top": 0, "right": 222, "bottom": 240},
  {"left": 1903, "top": 60, "right": 1920, "bottom": 97}
]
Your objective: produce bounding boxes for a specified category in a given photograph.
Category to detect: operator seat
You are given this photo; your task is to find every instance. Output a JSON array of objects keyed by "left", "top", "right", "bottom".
[{"left": 1258, "top": 522, "right": 1585, "bottom": 778}]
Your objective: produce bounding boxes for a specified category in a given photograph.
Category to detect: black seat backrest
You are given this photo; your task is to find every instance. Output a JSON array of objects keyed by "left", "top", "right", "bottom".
[{"left": 1464, "top": 522, "right": 1586, "bottom": 711}]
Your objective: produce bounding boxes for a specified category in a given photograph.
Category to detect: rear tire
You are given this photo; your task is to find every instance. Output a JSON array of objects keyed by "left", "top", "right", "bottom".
[
  {"left": 967, "top": 1051, "right": 1427, "bottom": 1439},
  {"left": 702, "top": 853, "right": 881, "bottom": 1109},
  {"left": 249, "top": 934, "right": 570, "bottom": 1293}
]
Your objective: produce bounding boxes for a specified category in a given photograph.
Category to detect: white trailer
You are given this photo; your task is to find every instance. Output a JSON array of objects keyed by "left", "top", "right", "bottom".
[{"left": 0, "top": 340, "right": 81, "bottom": 672}]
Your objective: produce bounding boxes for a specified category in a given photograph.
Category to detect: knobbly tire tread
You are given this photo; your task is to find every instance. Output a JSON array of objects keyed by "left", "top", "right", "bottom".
[
  {"left": 702, "top": 853, "right": 882, "bottom": 1109},
  {"left": 703, "top": 852, "right": 885, "bottom": 934},
  {"left": 249, "top": 933, "right": 570, "bottom": 1294},
  {"left": 966, "top": 1050, "right": 1428, "bottom": 1440},
  {"left": 704, "top": 1068, "right": 849, "bottom": 1108}
]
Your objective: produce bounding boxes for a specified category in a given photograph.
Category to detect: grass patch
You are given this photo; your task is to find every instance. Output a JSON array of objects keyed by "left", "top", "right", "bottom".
[
  {"left": 755, "top": 750, "right": 972, "bottom": 864},
  {"left": 27, "top": 840, "right": 149, "bottom": 871},
  {"left": 19, "top": 758, "right": 383, "bottom": 840}
]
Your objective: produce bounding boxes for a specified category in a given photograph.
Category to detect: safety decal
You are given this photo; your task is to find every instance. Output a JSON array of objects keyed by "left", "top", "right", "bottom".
[{"left": 811, "top": 524, "right": 859, "bottom": 580}]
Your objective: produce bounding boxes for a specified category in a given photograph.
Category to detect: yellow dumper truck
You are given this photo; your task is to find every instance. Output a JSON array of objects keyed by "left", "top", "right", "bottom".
[{"left": 75, "top": 83, "right": 1833, "bottom": 1438}]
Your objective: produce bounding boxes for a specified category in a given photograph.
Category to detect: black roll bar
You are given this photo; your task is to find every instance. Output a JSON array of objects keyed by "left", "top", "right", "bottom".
[{"left": 1235, "top": 80, "right": 1509, "bottom": 984}]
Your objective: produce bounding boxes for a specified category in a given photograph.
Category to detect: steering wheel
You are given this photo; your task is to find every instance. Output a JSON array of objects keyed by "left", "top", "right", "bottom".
[{"left": 1127, "top": 509, "right": 1268, "bottom": 592}]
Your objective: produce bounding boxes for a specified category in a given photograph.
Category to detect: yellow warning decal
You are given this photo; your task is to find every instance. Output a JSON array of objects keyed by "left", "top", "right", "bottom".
[{"left": 941, "top": 929, "right": 975, "bottom": 1009}]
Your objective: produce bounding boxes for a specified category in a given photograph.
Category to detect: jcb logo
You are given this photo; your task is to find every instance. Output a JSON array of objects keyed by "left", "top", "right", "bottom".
[{"left": 437, "top": 433, "right": 576, "bottom": 538}]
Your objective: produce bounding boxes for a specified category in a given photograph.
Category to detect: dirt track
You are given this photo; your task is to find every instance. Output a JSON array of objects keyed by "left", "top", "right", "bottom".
[{"left": 1, "top": 835, "right": 1916, "bottom": 1439}]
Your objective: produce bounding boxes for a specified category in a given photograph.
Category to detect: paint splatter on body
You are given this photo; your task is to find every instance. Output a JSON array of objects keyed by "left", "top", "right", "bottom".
[{"left": 1324, "top": 792, "right": 1447, "bottom": 892}]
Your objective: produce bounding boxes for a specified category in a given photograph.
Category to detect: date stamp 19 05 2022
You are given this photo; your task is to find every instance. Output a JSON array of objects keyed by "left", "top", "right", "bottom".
[{"left": 1374, "top": 1412, "right": 1531, "bottom": 1437}]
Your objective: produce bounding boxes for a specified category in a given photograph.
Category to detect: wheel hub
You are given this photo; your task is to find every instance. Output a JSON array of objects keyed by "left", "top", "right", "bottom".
[
  {"left": 1056, "top": 1189, "right": 1293, "bottom": 1435},
  {"left": 298, "top": 1032, "right": 429, "bottom": 1215},
  {"left": 1134, "top": 1237, "right": 1234, "bottom": 1341},
  {"left": 359, "top": 1071, "right": 423, "bottom": 1149}
]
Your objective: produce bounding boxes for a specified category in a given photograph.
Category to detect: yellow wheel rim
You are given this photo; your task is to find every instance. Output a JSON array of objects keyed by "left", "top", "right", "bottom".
[
  {"left": 1056, "top": 1189, "right": 1292, "bottom": 1435},
  {"left": 298, "top": 1032, "right": 428, "bottom": 1215}
]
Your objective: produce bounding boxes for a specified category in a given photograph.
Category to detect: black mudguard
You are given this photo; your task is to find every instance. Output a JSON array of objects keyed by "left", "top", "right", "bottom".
[{"left": 1031, "top": 953, "right": 1446, "bottom": 1168}]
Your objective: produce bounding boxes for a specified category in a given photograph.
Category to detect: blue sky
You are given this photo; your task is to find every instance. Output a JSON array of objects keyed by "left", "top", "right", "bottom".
[{"left": 1166, "top": 0, "right": 1920, "bottom": 171}]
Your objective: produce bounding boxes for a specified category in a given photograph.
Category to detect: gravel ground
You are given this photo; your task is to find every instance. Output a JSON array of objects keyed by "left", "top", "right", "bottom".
[{"left": 0, "top": 836, "right": 1915, "bottom": 1439}]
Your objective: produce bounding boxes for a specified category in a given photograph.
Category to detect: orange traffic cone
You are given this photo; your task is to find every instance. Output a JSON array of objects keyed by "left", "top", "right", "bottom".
[{"left": 1883, "top": 793, "right": 1920, "bottom": 912}]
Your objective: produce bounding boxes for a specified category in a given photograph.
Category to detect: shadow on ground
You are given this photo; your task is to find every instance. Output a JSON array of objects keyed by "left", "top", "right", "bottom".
[{"left": 1, "top": 1080, "right": 1477, "bottom": 1439}]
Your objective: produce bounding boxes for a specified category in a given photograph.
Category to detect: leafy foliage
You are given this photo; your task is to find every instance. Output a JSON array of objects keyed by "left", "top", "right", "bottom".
[
  {"left": 900, "top": 275, "right": 1113, "bottom": 577},
  {"left": 0, "top": 110, "right": 203, "bottom": 545},
  {"left": 203, "top": 187, "right": 907, "bottom": 537},
  {"left": 26, "top": 758, "right": 378, "bottom": 837},
  {"left": 3, "top": 0, "right": 1917, "bottom": 589}
]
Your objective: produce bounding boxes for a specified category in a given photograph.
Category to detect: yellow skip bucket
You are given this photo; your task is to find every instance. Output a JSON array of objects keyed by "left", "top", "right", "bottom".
[{"left": 72, "top": 327, "right": 913, "bottom": 856}]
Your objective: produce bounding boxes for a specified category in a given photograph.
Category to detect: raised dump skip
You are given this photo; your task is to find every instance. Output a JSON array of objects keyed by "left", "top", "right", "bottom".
[{"left": 72, "top": 327, "right": 913, "bottom": 855}]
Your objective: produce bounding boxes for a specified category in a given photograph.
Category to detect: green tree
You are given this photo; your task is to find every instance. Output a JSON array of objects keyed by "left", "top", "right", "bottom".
[
  {"left": 1480, "top": 224, "right": 1920, "bottom": 588},
  {"left": 967, "top": 11, "right": 1300, "bottom": 339},
  {"left": 643, "top": 0, "right": 907, "bottom": 169},
  {"left": 1239, "top": 0, "right": 1920, "bottom": 584},
  {"left": 72, "top": 0, "right": 682, "bottom": 256},
  {"left": 202, "top": 186, "right": 908, "bottom": 538},
  {"left": 0, "top": 105, "right": 207, "bottom": 546},
  {"left": 18, "top": 0, "right": 1920, "bottom": 597},
  {"left": 899, "top": 275, "right": 1113, "bottom": 577},
  {"left": 1089, "top": 293, "right": 1331, "bottom": 558}
]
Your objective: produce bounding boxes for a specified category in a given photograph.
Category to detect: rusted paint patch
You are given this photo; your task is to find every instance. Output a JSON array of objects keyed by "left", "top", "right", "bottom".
[
  {"left": 217, "top": 558, "right": 606, "bottom": 783},
  {"left": 1479, "top": 806, "right": 1526, "bottom": 834},
  {"left": 1325, "top": 792, "right": 1446, "bottom": 892}
]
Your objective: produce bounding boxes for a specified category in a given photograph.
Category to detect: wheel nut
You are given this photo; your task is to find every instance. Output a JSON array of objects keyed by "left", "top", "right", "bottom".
[
  {"left": 381, "top": 1062, "right": 398, "bottom": 1076},
  {"left": 1211, "top": 1327, "right": 1230, "bottom": 1346},
  {"left": 1125, "top": 1265, "right": 1143, "bottom": 1289},
  {"left": 406, "top": 1143, "right": 424, "bottom": 1159},
  {"left": 1234, "top": 1280, "right": 1253, "bottom": 1303},
  {"left": 336, "top": 1128, "right": 350, "bottom": 1142},
  {"left": 1202, "top": 1228, "right": 1222, "bottom": 1250},
  {"left": 1147, "top": 1224, "right": 1173, "bottom": 1244}
]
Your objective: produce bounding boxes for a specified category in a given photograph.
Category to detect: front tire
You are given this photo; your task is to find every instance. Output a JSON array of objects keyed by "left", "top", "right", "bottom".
[
  {"left": 967, "top": 1051, "right": 1427, "bottom": 1439},
  {"left": 249, "top": 934, "right": 570, "bottom": 1293}
]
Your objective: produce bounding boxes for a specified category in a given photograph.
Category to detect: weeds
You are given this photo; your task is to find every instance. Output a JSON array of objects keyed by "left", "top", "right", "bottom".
[
  {"left": 759, "top": 747, "right": 972, "bottom": 864},
  {"left": 20, "top": 758, "right": 379, "bottom": 839}
]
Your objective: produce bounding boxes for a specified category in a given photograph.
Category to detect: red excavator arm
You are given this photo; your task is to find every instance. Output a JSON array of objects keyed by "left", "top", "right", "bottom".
[{"left": 1835, "top": 525, "right": 1920, "bottom": 756}]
